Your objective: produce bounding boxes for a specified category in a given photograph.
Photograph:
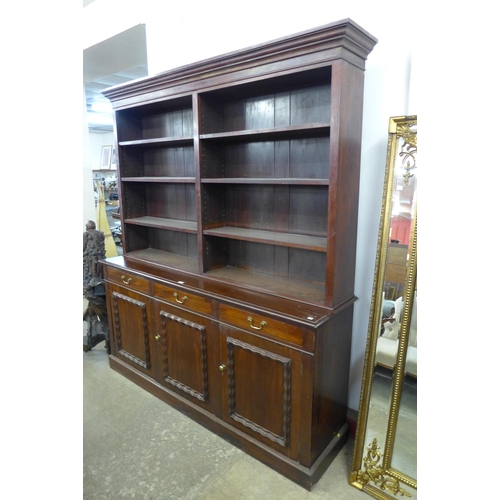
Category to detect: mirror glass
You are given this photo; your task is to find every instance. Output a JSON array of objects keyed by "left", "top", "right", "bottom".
[{"left": 350, "top": 116, "right": 417, "bottom": 499}]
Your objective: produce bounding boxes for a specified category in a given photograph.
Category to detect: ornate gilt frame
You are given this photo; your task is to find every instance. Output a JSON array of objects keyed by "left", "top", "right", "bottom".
[{"left": 350, "top": 116, "right": 417, "bottom": 499}]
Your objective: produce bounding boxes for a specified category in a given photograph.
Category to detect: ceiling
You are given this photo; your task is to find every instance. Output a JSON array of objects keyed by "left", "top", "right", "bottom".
[{"left": 83, "top": 22, "right": 148, "bottom": 133}]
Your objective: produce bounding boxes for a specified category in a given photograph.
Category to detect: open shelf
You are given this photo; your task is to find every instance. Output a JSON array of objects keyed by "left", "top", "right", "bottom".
[
  {"left": 124, "top": 225, "right": 198, "bottom": 270},
  {"left": 203, "top": 226, "right": 326, "bottom": 251},
  {"left": 204, "top": 265, "right": 325, "bottom": 304},
  {"left": 125, "top": 248, "right": 199, "bottom": 274},
  {"left": 122, "top": 177, "right": 196, "bottom": 183},
  {"left": 203, "top": 236, "right": 326, "bottom": 297},
  {"left": 201, "top": 136, "right": 330, "bottom": 180},
  {"left": 120, "top": 143, "right": 195, "bottom": 178},
  {"left": 199, "top": 74, "right": 332, "bottom": 136},
  {"left": 121, "top": 182, "right": 196, "bottom": 222},
  {"left": 116, "top": 95, "right": 193, "bottom": 143},
  {"left": 199, "top": 123, "right": 330, "bottom": 142},
  {"left": 202, "top": 183, "right": 329, "bottom": 241},
  {"left": 200, "top": 178, "right": 329, "bottom": 185},
  {"left": 119, "top": 136, "right": 194, "bottom": 147},
  {"left": 125, "top": 216, "right": 197, "bottom": 233}
]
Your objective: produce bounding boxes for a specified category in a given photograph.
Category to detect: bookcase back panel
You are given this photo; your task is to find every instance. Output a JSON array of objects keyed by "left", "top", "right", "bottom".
[
  {"left": 142, "top": 108, "right": 193, "bottom": 139},
  {"left": 121, "top": 146, "right": 195, "bottom": 178},
  {"left": 224, "top": 141, "right": 276, "bottom": 177},
  {"left": 289, "top": 186, "right": 328, "bottom": 237},
  {"left": 126, "top": 225, "right": 198, "bottom": 257},
  {"left": 121, "top": 183, "right": 147, "bottom": 219},
  {"left": 288, "top": 247, "right": 327, "bottom": 284},
  {"left": 200, "top": 69, "right": 332, "bottom": 134},
  {"left": 222, "top": 185, "right": 328, "bottom": 237},
  {"left": 200, "top": 142, "right": 225, "bottom": 178},
  {"left": 203, "top": 235, "right": 227, "bottom": 271},
  {"left": 124, "top": 222, "right": 149, "bottom": 252},
  {"left": 289, "top": 84, "right": 332, "bottom": 126},
  {"left": 204, "top": 87, "right": 331, "bottom": 133},
  {"left": 227, "top": 239, "right": 276, "bottom": 276},
  {"left": 221, "top": 239, "right": 326, "bottom": 284},
  {"left": 201, "top": 137, "right": 329, "bottom": 179},
  {"left": 149, "top": 228, "right": 198, "bottom": 258},
  {"left": 145, "top": 184, "right": 197, "bottom": 222},
  {"left": 225, "top": 184, "right": 278, "bottom": 231},
  {"left": 289, "top": 137, "right": 330, "bottom": 179},
  {"left": 117, "top": 98, "right": 193, "bottom": 142},
  {"left": 122, "top": 183, "right": 196, "bottom": 222},
  {"left": 145, "top": 147, "right": 195, "bottom": 177},
  {"left": 201, "top": 184, "right": 226, "bottom": 229}
]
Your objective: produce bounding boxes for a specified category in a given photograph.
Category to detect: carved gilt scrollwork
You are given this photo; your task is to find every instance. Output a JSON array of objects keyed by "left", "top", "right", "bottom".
[
  {"left": 356, "top": 439, "right": 412, "bottom": 497},
  {"left": 396, "top": 120, "right": 417, "bottom": 186}
]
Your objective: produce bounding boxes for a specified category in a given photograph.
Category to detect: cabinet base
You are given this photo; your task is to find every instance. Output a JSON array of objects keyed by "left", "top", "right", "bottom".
[{"left": 108, "top": 355, "right": 349, "bottom": 490}]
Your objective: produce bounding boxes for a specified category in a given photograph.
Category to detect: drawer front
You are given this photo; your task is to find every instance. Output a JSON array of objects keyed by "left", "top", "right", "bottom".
[
  {"left": 106, "top": 267, "right": 150, "bottom": 295},
  {"left": 219, "top": 304, "right": 304, "bottom": 347},
  {"left": 154, "top": 283, "right": 212, "bottom": 315}
]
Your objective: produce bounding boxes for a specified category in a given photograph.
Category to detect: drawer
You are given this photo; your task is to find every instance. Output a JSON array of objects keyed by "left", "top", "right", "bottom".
[
  {"left": 219, "top": 304, "right": 305, "bottom": 347},
  {"left": 154, "top": 282, "right": 212, "bottom": 315},
  {"left": 106, "top": 267, "right": 150, "bottom": 295}
]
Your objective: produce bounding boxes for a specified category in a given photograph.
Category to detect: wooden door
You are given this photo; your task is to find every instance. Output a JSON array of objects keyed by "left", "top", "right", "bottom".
[
  {"left": 153, "top": 301, "right": 219, "bottom": 415},
  {"left": 219, "top": 325, "right": 303, "bottom": 459},
  {"left": 108, "top": 284, "right": 155, "bottom": 376}
]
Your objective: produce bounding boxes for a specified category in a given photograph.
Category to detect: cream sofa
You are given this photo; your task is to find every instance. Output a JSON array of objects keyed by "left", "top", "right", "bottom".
[{"left": 375, "top": 294, "right": 417, "bottom": 378}]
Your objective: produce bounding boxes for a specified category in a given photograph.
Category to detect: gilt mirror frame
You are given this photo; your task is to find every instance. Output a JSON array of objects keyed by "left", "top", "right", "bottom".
[{"left": 350, "top": 115, "right": 417, "bottom": 499}]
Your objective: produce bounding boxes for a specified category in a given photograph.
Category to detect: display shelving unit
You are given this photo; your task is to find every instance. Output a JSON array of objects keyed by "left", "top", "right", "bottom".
[{"left": 100, "top": 19, "right": 377, "bottom": 490}]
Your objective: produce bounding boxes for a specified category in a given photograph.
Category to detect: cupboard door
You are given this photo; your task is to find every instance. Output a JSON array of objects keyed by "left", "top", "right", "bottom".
[
  {"left": 109, "top": 284, "right": 155, "bottom": 376},
  {"left": 153, "top": 301, "right": 219, "bottom": 414},
  {"left": 219, "top": 325, "right": 302, "bottom": 459}
]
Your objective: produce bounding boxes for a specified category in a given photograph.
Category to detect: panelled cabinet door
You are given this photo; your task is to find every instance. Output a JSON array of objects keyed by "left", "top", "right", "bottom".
[
  {"left": 109, "top": 284, "right": 155, "bottom": 375},
  {"left": 153, "top": 301, "right": 219, "bottom": 415},
  {"left": 219, "top": 325, "right": 303, "bottom": 460}
]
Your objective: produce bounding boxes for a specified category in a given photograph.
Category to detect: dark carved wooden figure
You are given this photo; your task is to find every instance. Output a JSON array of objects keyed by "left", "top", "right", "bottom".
[{"left": 83, "top": 220, "right": 110, "bottom": 353}]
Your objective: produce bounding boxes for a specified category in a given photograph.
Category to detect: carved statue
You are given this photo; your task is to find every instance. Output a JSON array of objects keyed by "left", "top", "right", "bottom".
[{"left": 83, "top": 220, "right": 110, "bottom": 353}]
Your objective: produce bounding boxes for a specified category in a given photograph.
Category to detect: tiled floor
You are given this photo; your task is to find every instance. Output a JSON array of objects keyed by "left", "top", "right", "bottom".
[{"left": 83, "top": 337, "right": 368, "bottom": 499}]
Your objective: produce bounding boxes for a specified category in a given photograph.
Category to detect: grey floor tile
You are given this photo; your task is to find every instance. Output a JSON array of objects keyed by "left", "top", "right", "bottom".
[{"left": 83, "top": 319, "right": 403, "bottom": 500}]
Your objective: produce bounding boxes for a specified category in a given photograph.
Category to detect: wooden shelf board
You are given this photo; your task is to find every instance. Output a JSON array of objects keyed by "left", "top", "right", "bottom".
[
  {"left": 122, "top": 177, "right": 196, "bottom": 183},
  {"left": 205, "top": 265, "right": 325, "bottom": 304},
  {"left": 124, "top": 216, "right": 197, "bottom": 233},
  {"left": 125, "top": 248, "right": 199, "bottom": 274},
  {"left": 119, "top": 136, "right": 194, "bottom": 147},
  {"left": 201, "top": 178, "right": 329, "bottom": 185},
  {"left": 203, "top": 226, "right": 327, "bottom": 251},
  {"left": 199, "top": 123, "right": 330, "bottom": 142}
]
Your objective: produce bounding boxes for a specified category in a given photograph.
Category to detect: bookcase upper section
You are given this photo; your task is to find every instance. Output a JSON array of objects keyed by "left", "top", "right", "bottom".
[{"left": 102, "top": 19, "right": 377, "bottom": 309}]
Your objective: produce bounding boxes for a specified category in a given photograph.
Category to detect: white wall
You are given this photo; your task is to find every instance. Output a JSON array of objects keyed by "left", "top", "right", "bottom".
[
  {"left": 83, "top": 0, "right": 415, "bottom": 411},
  {"left": 83, "top": 86, "right": 96, "bottom": 226},
  {"left": 88, "top": 132, "right": 115, "bottom": 171}
]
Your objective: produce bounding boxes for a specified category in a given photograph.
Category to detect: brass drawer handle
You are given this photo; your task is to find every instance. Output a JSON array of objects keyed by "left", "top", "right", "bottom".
[
  {"left": 155, "top": 335, "right": 161, "bottom": 341},
  {"left": 219, "top": 364, "right": 226, "bottom": 372},
  {"left": 173, "top": 292, "right": 188, "bottom": 304},
  {"left": 121, "top": 275, "right": 132, "bottom": 285},
  {"left": 248, "top": 317, "right": 267, "bottom": 330}
]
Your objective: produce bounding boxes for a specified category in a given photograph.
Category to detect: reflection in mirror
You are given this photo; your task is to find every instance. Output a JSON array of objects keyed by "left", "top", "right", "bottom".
[
  {"left": 392, "top": 359, "right": 417, "bottom": 477},
  {"left": 350, "top": 116, "right": 417, "bottom": 499}
]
